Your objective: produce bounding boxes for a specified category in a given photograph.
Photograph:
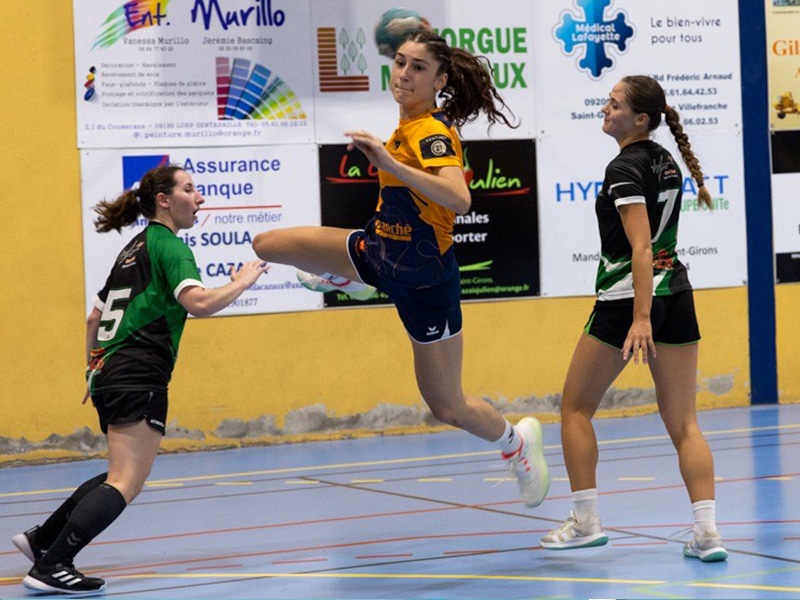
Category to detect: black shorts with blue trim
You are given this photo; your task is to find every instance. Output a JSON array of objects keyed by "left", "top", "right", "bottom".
[
  {"left": 347, "top": 230, "right": 462, "bottom": 344},
  {"left": 92, "top": 389, "right": 168, "bottom": 435},
  {"left": 584, "top": 290, "right": 700, "bottom": 349}
]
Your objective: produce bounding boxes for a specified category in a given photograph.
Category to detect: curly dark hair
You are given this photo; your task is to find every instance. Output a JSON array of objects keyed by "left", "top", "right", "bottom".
[{"left": 403, "top": 30, "right": 517, "bottom": 131}]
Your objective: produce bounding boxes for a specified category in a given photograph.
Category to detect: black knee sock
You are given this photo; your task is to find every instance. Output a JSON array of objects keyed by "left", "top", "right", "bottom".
[
  {"left": 40, "top": 483, "right": 127, "bottom": 567},
  {"left": 35, "top": 472, "right": 108, "bottom": 548}
]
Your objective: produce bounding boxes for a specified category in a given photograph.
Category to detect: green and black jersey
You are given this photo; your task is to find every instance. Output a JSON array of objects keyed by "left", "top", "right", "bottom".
[
  {"left": 87, "top": 222, "right": 204, "bottom": 394},
  {"left": 594, "top": 140, "right": 692, "bottom": 301}
]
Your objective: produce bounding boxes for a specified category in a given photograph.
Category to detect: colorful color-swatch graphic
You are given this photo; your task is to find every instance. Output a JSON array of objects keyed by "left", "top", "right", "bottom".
[
  {"left": 92, "top": 0, "right": 171, "bottom": 51},
  {"left": 215, "top": 57, "right": 306, "bottom": 120}
]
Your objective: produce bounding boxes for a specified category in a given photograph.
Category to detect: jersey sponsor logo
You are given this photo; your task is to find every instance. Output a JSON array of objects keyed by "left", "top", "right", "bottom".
[
  {"left": 117, "top": 240, "right": 144, "bottom": 268},
  {"left": 87, "top": 347, "right": 106, "bottom": 371},
  {"left": 419, "top": 134, "right": 455, "bottom": 159},
  {"left": 653, "top": 249, "right": 675, "bottom": 270},
  {"left": 374, "top": 218, "right": 412, "bottom": 241}
]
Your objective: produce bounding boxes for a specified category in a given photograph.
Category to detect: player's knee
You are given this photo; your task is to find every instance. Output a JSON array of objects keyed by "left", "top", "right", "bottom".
[
  {"left": 252, "top": 231, "right": 274, "bottom": 260},
  {"left": 427, "top": 401, "right": 462, "bottom": 428}
]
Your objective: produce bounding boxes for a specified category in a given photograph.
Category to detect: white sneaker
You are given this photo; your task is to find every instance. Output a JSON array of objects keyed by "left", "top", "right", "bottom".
[
  {"left": 540, "top": 511, "right": 609, "bottom": 550},
  {"left": 503, "top": 416, "right": 550, "bottom": 508},
  {"left": 683, "top": 529, "right": 728, "bottom": 562},
  {"left": 296, "top": 270, "right": 376, "bottom": 301}
]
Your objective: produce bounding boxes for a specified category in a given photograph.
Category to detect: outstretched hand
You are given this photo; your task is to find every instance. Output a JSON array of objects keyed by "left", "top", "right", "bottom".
[{"left": 231, "top": 260, "right": 270, "bottom": 287}]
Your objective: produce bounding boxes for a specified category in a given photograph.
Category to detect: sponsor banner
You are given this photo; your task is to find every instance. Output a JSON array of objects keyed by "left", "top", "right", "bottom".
[
  {"left": 73, "top": 0, "right": 314, "bottom": 148},
  {"left": 310, "top": 0, "right": 535, "bottom": 143},
  {"left": 80, "top": 146, "right": 322, "bottom": 316},
  {"left": 533, "top": 0, "right": 742, "bottom": 138},
  {"left": 766, "top": 0, "right": 800, "bottom": 132},
  {"left": 773, "top": 172, "right": 800, "bottom": 282},
  {"left": 538, "top": 130, "right": 747, "bottom": 297},
  {"left": 533, "top": 0, "right": 745, "bottom": 297},
  {"left": 318, "top": 140, "right": 539, "bottom": 307},
  {"left": 766, "top": 0, "right": 800, "bottom": 282}
]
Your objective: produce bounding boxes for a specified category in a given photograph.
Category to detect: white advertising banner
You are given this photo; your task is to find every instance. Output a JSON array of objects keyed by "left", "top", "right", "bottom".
[
  {"left": 533, "top": 0, "right": 747, "bottom": 296},
  {"left": 309, "top": 0, "right": 536, "bottom": 142},
  {"left": 80, "top": 146, "right": 322, "bottom": 316},
  {"left": 73, "top": 0, "right": 315, "bottom": 147}
]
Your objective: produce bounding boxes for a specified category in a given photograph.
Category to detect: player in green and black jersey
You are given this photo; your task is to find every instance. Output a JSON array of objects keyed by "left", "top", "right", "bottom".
[
  {"left": 541, "top": 76, "right": 728, "bottom": 563},
  {"left": 14, "top": 165, "right": 269, "bottom": 594}
]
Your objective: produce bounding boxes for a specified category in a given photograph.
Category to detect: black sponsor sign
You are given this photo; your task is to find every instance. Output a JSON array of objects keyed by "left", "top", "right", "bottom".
[
  {"left": 771, "top": 130, "right": 800, "bottom": 174},
  {"left": 318, "top": 139, "right": 539, "bottom": 307}
]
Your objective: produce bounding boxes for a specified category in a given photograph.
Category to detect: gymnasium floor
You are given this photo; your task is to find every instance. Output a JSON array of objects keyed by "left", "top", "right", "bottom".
[{"left": 1, "top": 403, "right": 799, "bottom": 599}]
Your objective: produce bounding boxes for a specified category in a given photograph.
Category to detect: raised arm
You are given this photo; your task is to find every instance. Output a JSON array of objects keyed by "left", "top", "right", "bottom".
[{"left": 345, "top": 130, "right": 471, "bottom": 214}]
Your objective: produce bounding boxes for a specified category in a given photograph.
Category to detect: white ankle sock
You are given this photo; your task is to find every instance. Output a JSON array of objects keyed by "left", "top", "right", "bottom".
[
  {"left": 496, "top": 419, "right": 521, "bottom": 455},
  {"left": 572, "top": 488, "right": 598, "bottom": 521},
  {"left": 692, "top": 499, "right": 717, "bottom": 534}
]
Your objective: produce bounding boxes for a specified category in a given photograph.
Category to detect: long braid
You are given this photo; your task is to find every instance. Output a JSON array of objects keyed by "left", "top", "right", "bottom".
[
  {"left": 664, "top": 106, "right": 712, "bottom": 208},
  {"left": 622, "top": 75, "right": 712, "bottom": 209}
]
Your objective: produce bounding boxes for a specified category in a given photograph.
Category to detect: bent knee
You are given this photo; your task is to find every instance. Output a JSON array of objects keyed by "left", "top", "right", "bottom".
[
  {"left": 427, "top": 403, "right": 464, "bottom": 428},
  {"left": 252, "top": 231, "right": 275, "bottom": 260}
]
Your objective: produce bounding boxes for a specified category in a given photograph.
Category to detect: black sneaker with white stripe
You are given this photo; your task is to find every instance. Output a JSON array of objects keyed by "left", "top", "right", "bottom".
[
  {"left": 12, "top": 525, "right": 47, "bottom": 562},
  {"left": 23, "top": 561, "right": 105, "bottom": 595}
]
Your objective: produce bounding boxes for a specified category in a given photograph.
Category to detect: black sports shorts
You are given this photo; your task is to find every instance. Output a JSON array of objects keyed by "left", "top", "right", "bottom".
[
  {"left": 584, "top": 290, "right": 700, "bottom": 349},
  {"left": 347, "top": 229, "right": 462, "bottom": 344},
  {"left": 92, "top": 390, "right": 168, "bottom": 435}
]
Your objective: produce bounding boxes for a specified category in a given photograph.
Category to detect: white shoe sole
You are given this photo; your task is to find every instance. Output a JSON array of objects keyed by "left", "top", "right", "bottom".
[
  {"left": 12, "top": 533, "right": 36, "bottom": 562},
  {"left": 517, "top": 417, "right": 550, "bottom": 507},
  {"left": 541, "top": 532, "right": 609, "bottom": 550}
]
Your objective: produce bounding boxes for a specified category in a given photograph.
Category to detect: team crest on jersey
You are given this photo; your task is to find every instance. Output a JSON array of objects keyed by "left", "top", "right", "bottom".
[{"left": 420, "top": 134, "right": 455, "bottom": 159}]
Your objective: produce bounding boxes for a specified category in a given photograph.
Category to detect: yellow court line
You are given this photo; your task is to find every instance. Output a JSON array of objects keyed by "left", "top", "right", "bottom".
[
  {"left": 418, "top": 478, "right": 453, "bottom": 482},
  {"left": 4, "top": 421, "right": 800, "bottom": 499},
  {"left": 0, "top": 486, "right": 81, "bottom": 498},
  {"left": 350, "top": 479, "right": 384, "bottom": 484},
  {"left": 284, "top": 480, "right": 320, "bottom": 485},
  {"left": 215, "top": 481, "right": 253, "bottom": 486},
  {"left": 691, "top": 582, "right": 800, "bottom": 593},
  {"left": 114, "top": 571, "right": 666, "bottom": 585}
]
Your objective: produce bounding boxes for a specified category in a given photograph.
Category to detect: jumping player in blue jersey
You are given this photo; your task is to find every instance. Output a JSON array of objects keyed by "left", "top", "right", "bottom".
[
  {"left": 13, "top": 165, "right": 269, "bottom": 594},
  {"left": 540, "top": 76, "right": 727, "bottom": 562},
  {"left": 253, "top": 31, "right": 549, "bottom": 513}
]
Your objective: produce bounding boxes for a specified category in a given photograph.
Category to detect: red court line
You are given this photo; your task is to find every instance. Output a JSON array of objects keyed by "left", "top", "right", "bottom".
[{"left": 65, "top": 529, "right": 547, "bottom": 576}]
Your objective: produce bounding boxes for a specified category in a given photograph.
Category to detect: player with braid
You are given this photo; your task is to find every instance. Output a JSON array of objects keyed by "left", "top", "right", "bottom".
[
  {"left": 253, "top": 30, "right": 549, "bottom": 509},
  {"left": 13, "top": 165, "right": 269, "bottom": 593},
  {"left": 539, "top": 75, "right": 727, "bottom": 562}
]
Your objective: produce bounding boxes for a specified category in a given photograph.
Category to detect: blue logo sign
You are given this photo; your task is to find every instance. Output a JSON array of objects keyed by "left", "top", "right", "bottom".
[
  {"left": 122, "top": 155, "right": 171, "bottom": 190},
  {"left": 554, "top": 0, "right": 635, "bottom": 79}
]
